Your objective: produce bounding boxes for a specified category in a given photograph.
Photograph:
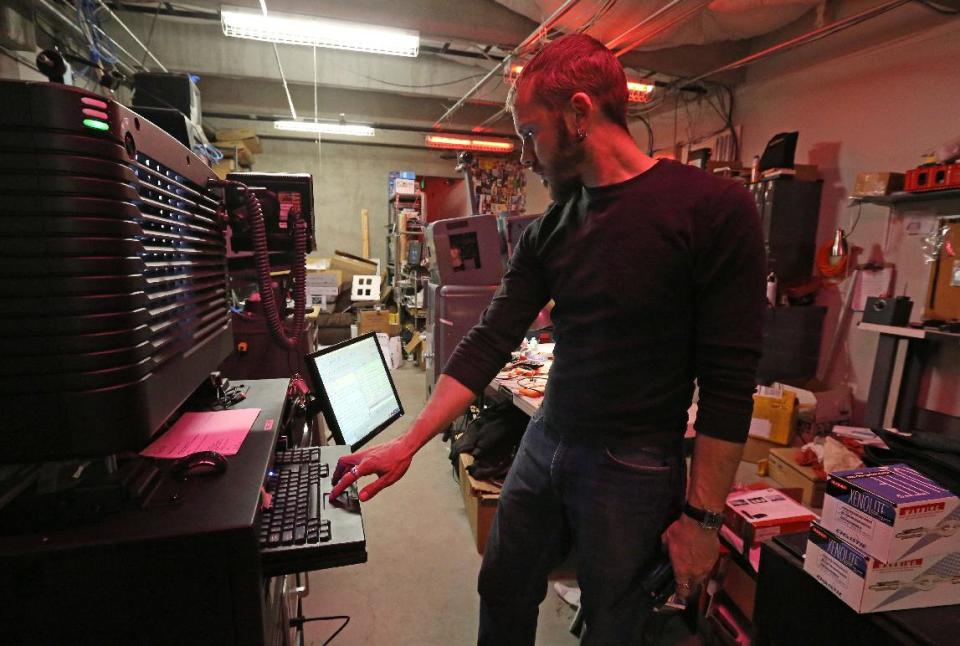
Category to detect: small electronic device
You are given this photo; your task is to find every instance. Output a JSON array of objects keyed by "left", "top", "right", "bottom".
[
  {"left": 407, "top": 239, "right": 423, "bottom": 266},
  {"left": 640, "top": 553, "right": 681, "bottom": 609},
  {"left": 305, "top": 332, "right": 404, "bottom": 450},
  {"left": 758, "top": 131, "right": 799, "bottom": 172},
  {"left": 863, "top": 296, "right": 913, "bottom": 326},
  {"left": 132, "top": 71, "right": 202, "bottom": 126}
]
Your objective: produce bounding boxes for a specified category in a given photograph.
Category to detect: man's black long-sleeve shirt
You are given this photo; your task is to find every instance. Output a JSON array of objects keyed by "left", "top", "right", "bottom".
[{"left": 443, "top": 159, "right": 766, "bottom": 443}]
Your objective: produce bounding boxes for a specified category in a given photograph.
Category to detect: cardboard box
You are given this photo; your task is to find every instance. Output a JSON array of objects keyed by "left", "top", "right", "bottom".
[
  {"left": 724, "top": 487, "right": 817, "bottom": 556},
  {"left": 357, "top": 309, "right": 400, "bottom": 337},
  {"left": 212, "top": 158, "right": 236, "bottom": 179},
  {"left": 305, "top": 270, "right": 342, "bottom": 308},
  {"left": 782, "top": 381, "right": 852, "bottom": 443},
  {"left": 740, "top": 435, "right": 780, "bottom": 463},
  {"left": 749, "top": 387, "right": 797, "bottom": 445},
  {"left": 853, "top": 172, "right": 905, "bottom": 197},
  {"left": 821, "top": 464, "right": 960, "bottom": 563},
  {"left": 214, "top": 139, "right": 254, "bottom": 167},
  {"left": 458, "top": 453, "right": 499, "bottom": 554},
  {"left": 215, "top": 128, "right": 263, "bottom": 153},
  {"left": 328, "top": 253, "right": 379, "bottom": 285},
  {"left": 768, "top": 447, "right": 826, "bottom": 508},
  {"left": 306, "top": 268, "right": 342, "bottom": 286},
  {"left": 804, "top": 521, "right": 960, "bottom": 613}
]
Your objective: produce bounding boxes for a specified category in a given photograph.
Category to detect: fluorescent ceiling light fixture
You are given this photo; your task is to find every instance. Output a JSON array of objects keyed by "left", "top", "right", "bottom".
[
  {"left": 627, "top": 81, "right": 655, "bottom": 103},
  {"left": 275, "top": 120, "right": 375, "bottom": 136},
  {"left": 221, "top": 5, "right": 419, "bottom": 57},
  {"left": 425, "top": 134, "right": 515, "bottom": 153}
]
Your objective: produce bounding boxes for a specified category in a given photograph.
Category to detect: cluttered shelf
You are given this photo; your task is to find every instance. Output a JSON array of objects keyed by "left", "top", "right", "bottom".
[{"left": 849, "top": 188, "right": 960, "bottom": 206}]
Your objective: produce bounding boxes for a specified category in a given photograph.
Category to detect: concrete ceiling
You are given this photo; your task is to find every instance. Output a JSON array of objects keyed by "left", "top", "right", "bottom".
[{"left": 31, "top": 1, "right": 953, "bottom": 149}]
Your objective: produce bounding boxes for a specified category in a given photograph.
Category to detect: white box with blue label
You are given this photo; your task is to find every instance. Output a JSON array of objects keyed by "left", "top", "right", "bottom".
[
  {"left": 804, "top": 521, "right": 960, "bottom": 613},
  {"left": 821, "top": 464, "right": 960, "bottom": 563}
]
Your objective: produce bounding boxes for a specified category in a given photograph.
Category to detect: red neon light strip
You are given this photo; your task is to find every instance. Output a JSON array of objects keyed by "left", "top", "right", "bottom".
[{"left": 425, "top": 134, "right": 514, "bottom": 152}]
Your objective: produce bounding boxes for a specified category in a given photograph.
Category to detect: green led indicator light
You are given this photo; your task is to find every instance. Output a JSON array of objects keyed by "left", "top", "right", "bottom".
[{"left": 83, "top": 118, "right": 110, "bottom": 131}]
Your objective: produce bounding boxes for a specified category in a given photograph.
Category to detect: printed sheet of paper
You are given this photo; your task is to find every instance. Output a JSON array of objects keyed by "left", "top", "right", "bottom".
[{"left": 140, "top": 408, "right": 261, "bottom": 459}]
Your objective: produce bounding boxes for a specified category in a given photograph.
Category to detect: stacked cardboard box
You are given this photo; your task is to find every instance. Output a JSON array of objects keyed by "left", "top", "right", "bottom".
[
  {"left": 767, "top": 447, "right": 826, "bottom": 508},
  {"left": 804, "top": 464, "right": 960, "bottom": 612},
  {"left": 458, "top": 453, "right": 499, "bottom": 554},
  {"left": 306, "top": 269, "right": 342, "bottom": 311},
  {"left": 723, "top": 487, "right": 816, "bottom": 571}
]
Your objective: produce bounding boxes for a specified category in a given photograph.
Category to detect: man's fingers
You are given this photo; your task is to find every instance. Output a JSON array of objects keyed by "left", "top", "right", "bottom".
[
  {"left": 329, "top": 463, "right": 362, "bottom": 500},
  {"left": 359, "top": 471, "right": 399, "bottom": 502},
  {"left": 332, "top": 456, "right": 358, "bottom": 485}
]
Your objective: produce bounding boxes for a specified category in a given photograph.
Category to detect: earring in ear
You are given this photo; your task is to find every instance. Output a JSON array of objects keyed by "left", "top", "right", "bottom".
[{"left": 576, "top": 128, "right": 587, "bottom": 142}]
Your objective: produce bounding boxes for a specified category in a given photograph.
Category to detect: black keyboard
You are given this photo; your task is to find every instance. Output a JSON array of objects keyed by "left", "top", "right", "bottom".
[
  {"left": 259, "top": 445, "right": 367, "bottom": 576},
  {"left": 260, "top": 462, "right": 331, "bottom": 550},
  {"left": 273, "top": 447, "right": 322, "bottom": 467}
]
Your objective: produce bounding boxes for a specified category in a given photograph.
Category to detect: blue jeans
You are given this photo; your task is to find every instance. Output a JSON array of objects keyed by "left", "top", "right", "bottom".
[{"left": 477, "top": 412, "right": 685, "bottom": 645}]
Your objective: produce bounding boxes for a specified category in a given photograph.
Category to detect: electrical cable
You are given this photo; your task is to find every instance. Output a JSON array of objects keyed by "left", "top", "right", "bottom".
[
  {"left": 634, "top": 113, "right": 654, "bottom": 156},
  {"left": 359, "top": 73, "right": 486, "bottom": 89},
  {"left": 139, "top": 1, "right": 163, "bottom": 67},
  {"left": 290, "top": 615, "right": 350, "bottom": 645},
  {"left": 211, "top": 180, "right": 308, "bottom": 350}
]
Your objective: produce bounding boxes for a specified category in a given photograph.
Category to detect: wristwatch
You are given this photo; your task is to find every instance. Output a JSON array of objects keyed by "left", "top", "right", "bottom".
[{"left": 683, "top": 502, "right": 724, "bottom": 531}]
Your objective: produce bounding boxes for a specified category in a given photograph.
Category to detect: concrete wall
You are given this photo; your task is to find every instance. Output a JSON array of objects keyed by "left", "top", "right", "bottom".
[
  {"left": 647, "top": 16, "right": 960, "bottom": 420},
  {"left": 252, "top": 139, "right": 458, "bottom": 262}
]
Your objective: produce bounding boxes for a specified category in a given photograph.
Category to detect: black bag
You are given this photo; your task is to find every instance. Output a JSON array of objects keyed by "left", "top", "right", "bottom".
[{"left": 449, "top": 400, "right": 529, "bottom": 482}]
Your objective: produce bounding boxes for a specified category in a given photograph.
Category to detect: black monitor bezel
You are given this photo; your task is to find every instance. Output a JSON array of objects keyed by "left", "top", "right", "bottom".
[{"left": 304, "top": 331, "right": 404, "bottom": 451}]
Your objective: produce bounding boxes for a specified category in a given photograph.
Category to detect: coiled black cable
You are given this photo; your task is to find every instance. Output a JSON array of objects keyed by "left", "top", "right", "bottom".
[{"left": 211, "top": 179, "right": 307, "bottom": 350}]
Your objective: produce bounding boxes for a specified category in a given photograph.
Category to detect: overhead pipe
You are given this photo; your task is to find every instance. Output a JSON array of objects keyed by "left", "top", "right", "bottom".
[
  {"left": 89, "top": 22, "right": 150, "bottom": 72},
  {"left": 35, "top": 0, "right": 138, "bottom": 76},
  {"left": 674, "top": 0, "right": 913, "bottom": 88},
  {"left": 605, "top": 0, "right": 686, "bottom": 50},
  {"left": 95, "top": 0, "right": 168, "bottom": 72},
  {"left": 612, "top": 0, "right": 713, "bottom": 58},
  {"left": 433, "top": 0, "right": 584, "bottom": 128}
]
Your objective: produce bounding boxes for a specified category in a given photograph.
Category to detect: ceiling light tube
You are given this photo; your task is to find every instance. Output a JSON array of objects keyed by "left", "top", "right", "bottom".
[
  {"left": 425, "top": 134, "right": 515, "bottom": 153},
  {"left": 275, "top": 120, "right": 375, "bottom": 136},
  {"left": 221, "top": 5, "right": 419, "bottom": 57}
]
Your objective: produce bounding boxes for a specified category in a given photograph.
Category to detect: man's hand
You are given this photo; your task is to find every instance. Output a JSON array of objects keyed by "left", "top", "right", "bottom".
[
  {"left": 328, "top": 436, "right": 417, "bottom": 502},
  {"left": 661, "top": 514, "right": 720, "bottom": 601}
]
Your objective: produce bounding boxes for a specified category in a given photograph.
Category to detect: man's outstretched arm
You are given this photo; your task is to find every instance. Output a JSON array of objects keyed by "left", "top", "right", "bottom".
[{"left": 329, "top": 374, "right": 476, "bottom": 501}]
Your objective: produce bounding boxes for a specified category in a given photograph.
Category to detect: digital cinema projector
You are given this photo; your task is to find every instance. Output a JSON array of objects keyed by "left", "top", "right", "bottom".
[{"left": 0, "top": 80, "right": 232, "bottom": 463}]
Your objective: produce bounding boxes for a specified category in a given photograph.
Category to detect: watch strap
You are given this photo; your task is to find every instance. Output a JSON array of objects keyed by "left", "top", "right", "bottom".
[{"left": 683, "top": 501, "right": 724, "bottom": 531}]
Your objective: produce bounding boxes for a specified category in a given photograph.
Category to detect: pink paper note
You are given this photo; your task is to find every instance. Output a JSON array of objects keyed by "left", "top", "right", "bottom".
[{"left": 140, "top": 408, "right": 261, "bottom": 459}]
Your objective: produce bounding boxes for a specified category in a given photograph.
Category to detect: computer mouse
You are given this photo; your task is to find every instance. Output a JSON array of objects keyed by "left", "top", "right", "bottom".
[
  {"left": 173, "top": 450, "right": 228, "bottom": 478},
  {"left": 330, "top": 486, "right": 360, "bottom": 512}
]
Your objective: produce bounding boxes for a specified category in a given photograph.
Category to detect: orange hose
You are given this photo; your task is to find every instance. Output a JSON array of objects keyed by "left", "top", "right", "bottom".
[{"left": 816, "top": 240, "right": 848, "bottom": 278}]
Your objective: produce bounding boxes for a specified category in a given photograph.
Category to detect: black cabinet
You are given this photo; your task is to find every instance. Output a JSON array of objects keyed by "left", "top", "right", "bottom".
[
  {"left": 758, "top": 305, "right": 827, "bottom": 384},
  {"left": 749, "top": 178, "right": 823, "bottom": 285}
]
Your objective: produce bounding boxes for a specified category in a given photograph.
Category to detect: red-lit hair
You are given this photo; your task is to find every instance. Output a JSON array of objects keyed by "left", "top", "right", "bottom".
[{"left": 508, "top": 34, "right": 629, "bottom": 131}]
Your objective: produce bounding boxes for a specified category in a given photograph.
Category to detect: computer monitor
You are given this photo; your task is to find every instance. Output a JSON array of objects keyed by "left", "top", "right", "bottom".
[{"left": 305, "top": 333, "right": 404, "bottom": 450}]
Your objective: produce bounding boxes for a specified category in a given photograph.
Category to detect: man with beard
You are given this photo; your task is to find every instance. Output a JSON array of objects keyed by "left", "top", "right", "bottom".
[{"left": 330, "top": 34, "right": 765, "bottom": 644}]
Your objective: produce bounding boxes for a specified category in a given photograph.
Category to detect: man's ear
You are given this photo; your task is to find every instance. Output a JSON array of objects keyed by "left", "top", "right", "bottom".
[{"left": 569, "top": 92, "right": 594, "bottom": 129}]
